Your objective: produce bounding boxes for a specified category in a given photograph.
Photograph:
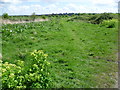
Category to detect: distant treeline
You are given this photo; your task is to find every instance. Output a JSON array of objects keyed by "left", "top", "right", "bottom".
[
  {"left": 1, "top": 12, "right": 118, "bottom": 22},
  {"left": 2, "top": 12, "right": 118, "bottom": 17}
]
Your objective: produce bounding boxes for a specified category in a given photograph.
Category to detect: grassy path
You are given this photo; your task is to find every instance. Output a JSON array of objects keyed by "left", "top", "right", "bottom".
[{"left": 51, "top": 21, "right": 118, "bottom": 88}]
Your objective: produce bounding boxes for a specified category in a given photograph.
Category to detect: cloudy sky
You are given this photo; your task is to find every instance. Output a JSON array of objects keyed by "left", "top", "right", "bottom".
[{"left": 0, "top": 0, "right": 119, "bottom": 15}]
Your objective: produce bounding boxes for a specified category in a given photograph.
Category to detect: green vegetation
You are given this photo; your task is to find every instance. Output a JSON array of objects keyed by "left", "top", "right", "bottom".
[
  {"left": 2, "top": 50, "right": 51, "bottom": 88},
  {"left": 2, "top": 13, "right": 48, "bottom": 21},
  {"left": 100, "top": 19, "right": 118, "bottom": 28},
  {"left": 89, "top": 13, "right": 113, "bottom": 24},
  {"left": 67, "top": 13, "right": 117, "bottom": 24},
  {"left": 2, "top": 13, "right": 118, "bottom": 88},
  {"left": 2, "top": 13, "right": 9, "bottom": 19},
  {"left": 41, "top": 15, "right": 47, "bottom": 19},
  {"left": 31, "top": 12, "right": 36, "bottom": 21}
]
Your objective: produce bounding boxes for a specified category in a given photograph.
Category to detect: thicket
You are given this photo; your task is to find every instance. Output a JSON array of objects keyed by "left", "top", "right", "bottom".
[{"left": 89, "top": 13, "right": 113, "bottom": 24}]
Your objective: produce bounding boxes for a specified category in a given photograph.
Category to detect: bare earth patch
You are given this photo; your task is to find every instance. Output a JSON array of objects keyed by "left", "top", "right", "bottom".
[{"left": 1, "top": 19, "right": 48, "bottom": 24}]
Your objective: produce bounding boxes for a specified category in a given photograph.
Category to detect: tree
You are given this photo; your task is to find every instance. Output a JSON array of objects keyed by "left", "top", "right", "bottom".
[
  {"left": 31, "top": 12, "right": 36, "bottom": 21},
  {"left": 2, "top": 13, "right": 9, "bottom": 19}
]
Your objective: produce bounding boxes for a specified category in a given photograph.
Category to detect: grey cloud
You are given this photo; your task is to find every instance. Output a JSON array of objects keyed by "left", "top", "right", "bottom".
[{"left": 0, "top": 1, "right": 10, "bottom": 5}]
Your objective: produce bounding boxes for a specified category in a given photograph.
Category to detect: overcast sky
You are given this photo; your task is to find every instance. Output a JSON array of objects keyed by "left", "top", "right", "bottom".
[{"left": 0, "top": 0, "right": 119, "bottom": 15}]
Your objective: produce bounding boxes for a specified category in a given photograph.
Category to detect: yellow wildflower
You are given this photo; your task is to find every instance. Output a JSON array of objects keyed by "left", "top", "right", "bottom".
[
  {"left": 9, "top": 73, "right": 15, "bottom": 78},
  {"left": 44, "top": 54, "right": 48, "bottom": 57},
  {"left": 2, "top": 69, "right": 6, "bottom": 72}
]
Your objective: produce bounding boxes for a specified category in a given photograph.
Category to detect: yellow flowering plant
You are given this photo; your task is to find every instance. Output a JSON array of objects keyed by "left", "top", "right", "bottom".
[
  {"left": 100, "top": 19, "right": 118, "bottom": 28},
  {"left": 2, "top": 50, "right": 51, "bottom": 88}
]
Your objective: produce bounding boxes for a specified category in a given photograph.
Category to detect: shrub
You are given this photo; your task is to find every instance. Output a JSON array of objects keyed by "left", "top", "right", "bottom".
[
  {"left": 100, "top": 19, "right": 118, "bottom": 28},
  {"left": 89, "top": 13, "right": 113, "bottom": 24},
  {"left": 67, "top": 16, "right": 89, "bottom": 22},
  {"left": 2, "top": 50, "right": 51, "bottom": 88},
  {"left": 2, "top": 13, "right": 9, "bottom": 19},
  {"left": 41, "top": 15, "right": 46, "bottom": 19}
]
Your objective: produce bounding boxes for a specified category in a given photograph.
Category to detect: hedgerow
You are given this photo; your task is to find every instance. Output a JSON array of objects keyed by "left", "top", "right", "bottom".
[{"left": 89, "top": 13, "right": 113, "bottom": 24}]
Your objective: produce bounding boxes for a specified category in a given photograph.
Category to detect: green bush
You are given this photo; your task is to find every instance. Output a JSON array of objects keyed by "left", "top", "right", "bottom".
[
  {"left": 41, "top": 15, "right": 46, "bottom": 19},
  {"left": 2, "top": 50, "right": 51, "bottom": 88},
  {"left": 89, "top": 13, "right": 113, "bottom": 24},
  {"left": 100, "top": 19, "right": 118, "bottom": 28},
  {"left": 2, "top": 13, "right": 9, "bottom": 19}
]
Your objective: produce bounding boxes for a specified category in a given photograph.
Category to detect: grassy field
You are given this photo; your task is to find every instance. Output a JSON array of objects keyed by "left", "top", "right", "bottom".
[{"left": 2, "top": 16, "right": 118, "bottom": 88}]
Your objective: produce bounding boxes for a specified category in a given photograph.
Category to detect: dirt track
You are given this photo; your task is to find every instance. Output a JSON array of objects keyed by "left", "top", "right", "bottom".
[{"left": 1, "top": 19, "right": 48, "bottom": 24}]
